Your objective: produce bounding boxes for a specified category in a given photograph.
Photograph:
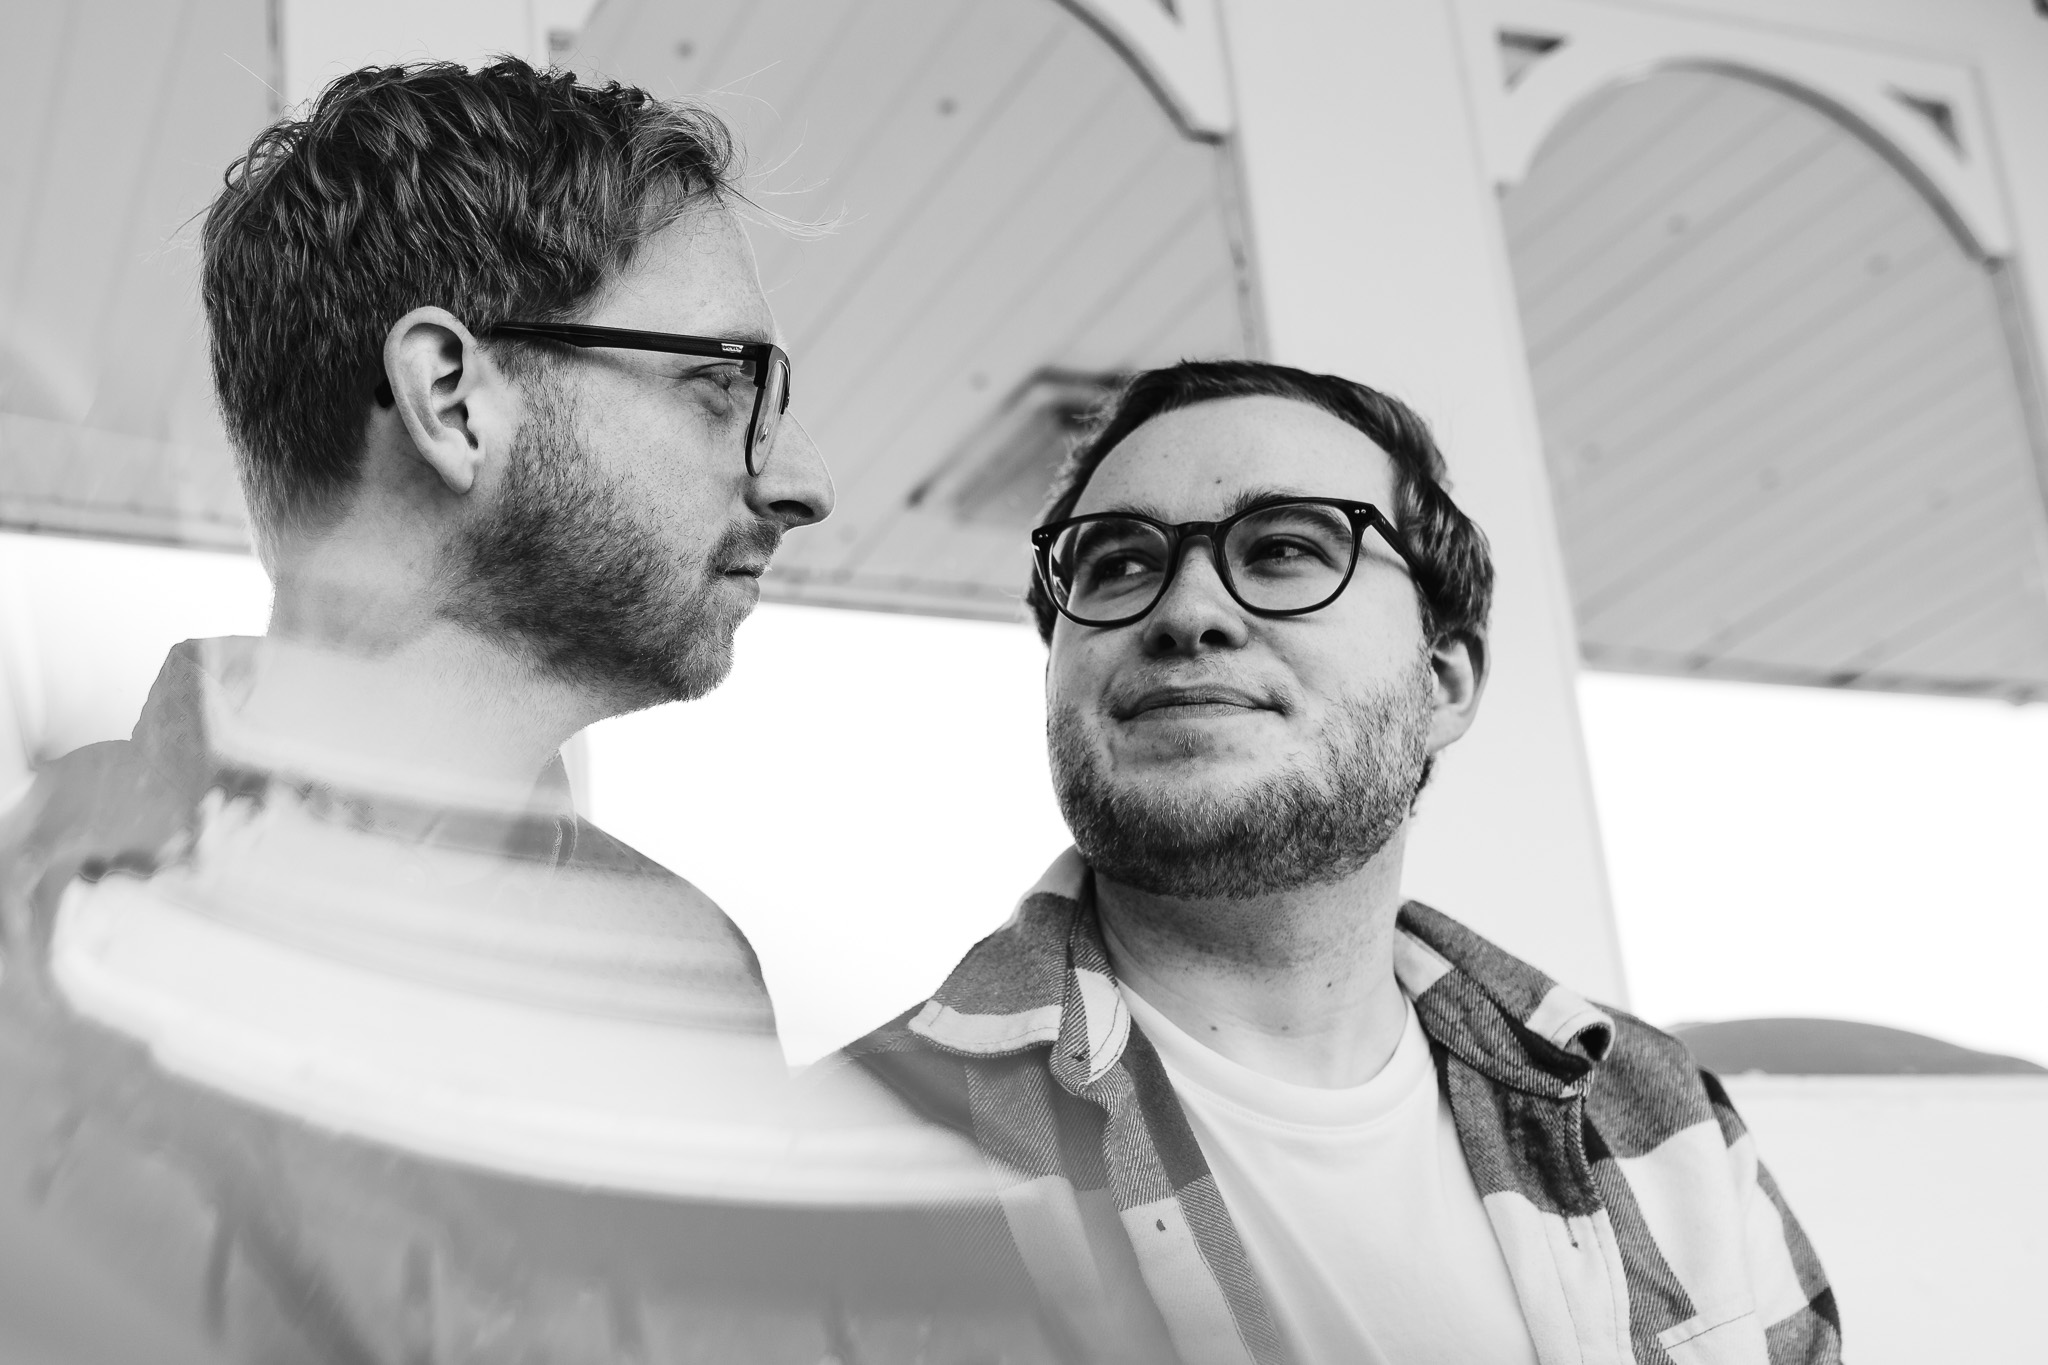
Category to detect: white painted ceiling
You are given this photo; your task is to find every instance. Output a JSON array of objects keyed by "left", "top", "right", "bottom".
[{"left": 1503, "top": 69, "right": 2048, "bottom": 700}]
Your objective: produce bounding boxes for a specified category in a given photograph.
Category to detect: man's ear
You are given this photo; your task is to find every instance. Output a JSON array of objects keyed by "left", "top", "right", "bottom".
[
  {"left": 380, "top": 307, "right": 514, "bottom": 495},
  {"left": 1425, "top": 629, "right": 1489, "bottom": 753}
]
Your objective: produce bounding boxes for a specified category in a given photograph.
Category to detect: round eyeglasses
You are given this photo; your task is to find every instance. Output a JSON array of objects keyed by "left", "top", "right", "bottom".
[
  {"left": 1031, "top": 497, "right": 1422, "bottom": 629},
  {"left": 489, "top": 321, "right": 791, "bottom": 476}
]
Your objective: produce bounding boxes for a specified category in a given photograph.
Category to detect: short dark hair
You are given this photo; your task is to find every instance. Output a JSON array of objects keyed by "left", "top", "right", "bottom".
[
  {"left": 202, "top": 58, "right": 739, "bottom": 546},
  {"left": 1026, "top": 360, "right": 1494, "bottom": 650}
]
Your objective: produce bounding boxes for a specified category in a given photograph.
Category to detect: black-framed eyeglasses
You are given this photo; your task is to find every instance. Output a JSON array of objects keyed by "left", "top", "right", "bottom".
[
  {"left": 1031, "top": 497, "right": 1422, "bottom": 629},
  {"left": 489, "top": 321, "right": 791, "bottom": 476}
]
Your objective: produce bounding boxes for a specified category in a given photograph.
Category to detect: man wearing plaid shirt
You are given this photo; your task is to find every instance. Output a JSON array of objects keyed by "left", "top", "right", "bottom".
[{"left": 846, "top": 360, "right": 1840, "bottom": 1365}]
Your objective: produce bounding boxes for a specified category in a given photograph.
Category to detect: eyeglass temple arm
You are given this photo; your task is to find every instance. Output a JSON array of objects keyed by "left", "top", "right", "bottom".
[
  {"left": 491, "top": 322, "right": 764, "bottom": 361},
  {"left": 1360, "top": 507, "right": 1427, "bottom": 573}
]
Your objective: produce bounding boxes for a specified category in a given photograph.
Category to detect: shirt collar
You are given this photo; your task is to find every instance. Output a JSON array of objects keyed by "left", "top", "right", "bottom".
[
  {"left": 909, "top": 849, "right": 1614, "bottom": 1099},
  {"left": 130, "top": 637, "right": 579, "bottom": 867}
]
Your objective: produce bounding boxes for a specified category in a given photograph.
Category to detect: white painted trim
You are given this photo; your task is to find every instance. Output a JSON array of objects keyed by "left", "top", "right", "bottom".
[
  {"left": 1456, "top": 0, "right": 2017, "bottom": 259},
  {"left": 1058, "top": 0, "right": 1236, "bottom": 141}
]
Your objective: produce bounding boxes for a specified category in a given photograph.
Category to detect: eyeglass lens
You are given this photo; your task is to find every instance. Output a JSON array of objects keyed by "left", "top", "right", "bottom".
[
  {"left": 1048, "top": 502, "right": 1360, "bottom": 623},
  {"left": 746, "top": 353, "right": 790, "bottom": 476}
]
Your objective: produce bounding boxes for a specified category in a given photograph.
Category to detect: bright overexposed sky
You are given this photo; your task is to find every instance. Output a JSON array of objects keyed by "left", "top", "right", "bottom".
[{"left": 6, "top": 531, "right": 2044, "bottom": 1066}]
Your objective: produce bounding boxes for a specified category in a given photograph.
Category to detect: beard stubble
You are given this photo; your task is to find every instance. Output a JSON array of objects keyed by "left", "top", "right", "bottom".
[
  {"left": 1048, "top": 655, "right": 1435, "bottom": 901},
  {"left": 437, "top": 372, "right": 764, "bottom": 708}
]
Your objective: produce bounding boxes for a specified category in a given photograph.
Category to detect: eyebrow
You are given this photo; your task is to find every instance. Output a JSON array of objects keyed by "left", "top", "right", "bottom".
[
  {"left": 1091, "top": 485, "right": 1320, "bottom": 521},
  {"left": 706, "top": 313, "right": 781, "bottom": 348},
  {"left": 642, "top": 316, "right": 778, "bottom": 349}
]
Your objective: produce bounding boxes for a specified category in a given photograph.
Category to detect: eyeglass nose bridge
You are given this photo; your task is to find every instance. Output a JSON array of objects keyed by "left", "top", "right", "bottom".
[{"left": 1139, "top": 521, "right": 1240, "bottom": 622}]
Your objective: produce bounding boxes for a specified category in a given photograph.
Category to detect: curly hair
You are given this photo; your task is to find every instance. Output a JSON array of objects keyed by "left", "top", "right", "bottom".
[
  {"left": 1026, "top": 360, "right": 1494, "bottom": 649},
  {"left": 201, "top": 58, "right": 739, "bottom": 548}
]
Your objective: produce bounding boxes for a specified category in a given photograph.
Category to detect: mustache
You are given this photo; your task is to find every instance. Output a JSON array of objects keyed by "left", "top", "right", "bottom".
[{"left": 710, "top": 519, "right": 784, "bottom": 571}]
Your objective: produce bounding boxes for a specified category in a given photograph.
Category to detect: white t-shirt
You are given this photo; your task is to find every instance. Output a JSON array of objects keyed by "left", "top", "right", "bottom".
[{"left": 1119, "top": 985, "right": 1539, "bottom": 1365}]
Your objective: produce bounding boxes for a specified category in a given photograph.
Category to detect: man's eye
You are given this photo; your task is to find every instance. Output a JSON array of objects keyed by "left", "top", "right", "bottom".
[
  {"left": 1238, "top": 535, "right": 1343, "bottom": 576},
  {"left": 690, "top": 365, "right": 744, "bottom": 392},
  {"left": 1084, "top": 551, "right": 1160, "bottom": 587},
  {"left": 1250, "top": 538, "right": 1313, "bottom": 562}
]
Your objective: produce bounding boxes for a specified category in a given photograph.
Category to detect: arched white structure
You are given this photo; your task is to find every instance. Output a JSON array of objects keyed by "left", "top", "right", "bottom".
[
  {"left": 1460, "top": 0, "right": 2017, "bottom": 258},
  {"left": 1503, "top": 66, "right": 2048, "bottom": 699}
]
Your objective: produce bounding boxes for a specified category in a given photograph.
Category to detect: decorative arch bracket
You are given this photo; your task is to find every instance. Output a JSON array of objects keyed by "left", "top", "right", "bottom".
[
  {"left": 1454, "top": 0, "right": 2017, "bottom": 260},
  {"left": 1055, "top": 0, "right": 1235, "bottom": 142}
]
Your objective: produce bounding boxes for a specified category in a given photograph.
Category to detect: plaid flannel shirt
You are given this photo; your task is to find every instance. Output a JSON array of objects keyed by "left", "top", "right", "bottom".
[{"left": 846, "top": 851, "right": 1841, "bottom": 1365}]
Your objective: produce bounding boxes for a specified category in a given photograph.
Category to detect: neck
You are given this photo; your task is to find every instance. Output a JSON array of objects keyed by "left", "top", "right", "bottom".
[
  {"left": 1095, "top": 830, "right": 1411, "bottom": 1089},
  {"left": 233, "top": 570, "right": 605, "bottom": 815}
]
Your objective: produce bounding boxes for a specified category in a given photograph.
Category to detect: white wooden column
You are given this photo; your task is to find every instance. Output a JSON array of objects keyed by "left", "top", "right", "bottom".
[{"left": 1215, "top": 0, "right": 1627, "bottom": 1002}]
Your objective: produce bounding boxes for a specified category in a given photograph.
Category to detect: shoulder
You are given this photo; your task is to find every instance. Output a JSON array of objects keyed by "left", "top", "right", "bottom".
[
  {"left": 0, "top": 1008, "right": 268, "bottom": 1365},
  {"left": 1393, "top": 901, "right": 1731, "bottom": 1142},
  {"left": 1583, "top": 1006, "right": 1737, "bottom": 1156},
  {"left": 1, "top": 738, "right": 186, "bottom": 975},
  {"left": 834, "top": 1006, "right": 980, "bottom": 1138},
  {"left": 555, "top": 818, "right": 769, "bottom": 995},
  {"left": 839, "top": 1002, "right": 958, "bottom": 1077},
  {"left": 2, "top": 738, "right": 178, "bottom": 857}
]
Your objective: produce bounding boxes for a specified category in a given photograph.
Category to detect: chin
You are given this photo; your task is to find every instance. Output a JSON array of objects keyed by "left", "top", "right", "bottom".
[
  {"left": 1106, "top": 747, "right": 1276, "bottom": 803},
  {"left": 1107, "top": 723, "right": 1277, "bottom": 775},
  {"left": 674, "top": 637, "right": 738, "bottom": 703}
]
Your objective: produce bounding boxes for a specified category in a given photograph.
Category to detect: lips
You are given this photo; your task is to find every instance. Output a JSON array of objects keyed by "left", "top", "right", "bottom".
[
  {"left": 714, "top": 521, "right": 782, "bottom": 580},
  {"left": 1113, "top": 683, "right": 1278, "bottom": 721}
]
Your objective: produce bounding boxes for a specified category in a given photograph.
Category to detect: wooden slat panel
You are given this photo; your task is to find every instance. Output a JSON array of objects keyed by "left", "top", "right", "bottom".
[
  {"left": 744, "top": 8, "right": 1081, "bottom": 363},
  {"left": 1549, "top": 229, "right": 1974, "bottom": 545},
  {"left": 1060, "top": 192, "right": 1241, "bottom": 366},
  {"left": 15, "top": 2, "right": 190, "bottom": 423},
  {"left": 1675, "top": 454, "right": 2020, "bottom": 662},
  {"left": 1510, "top": 82, "right": 1805, "bottom": 324},
  {"left": 1527, "top": 139, "right": 1896, "bottom": 401},
  {"left": 1502, "top": 75, "right": 1729, "bottom": 258},
  {"left": 1583, "top": 397, "right": 2013, "bottom": 653},
  {"left": 1537, "top": 190, "right": 1940, "bottom": 452},
  {"left": 1871, "top": 571, "right": 2048, "bottom": 681},
  {"left": 801, "top": 66, "right": 1153, "bottom": 492},
  {"left": 1504, "top": 69, "right": 2048, "bottom": 699},
  {"left": 0, "top": 0, "right": 266, "bottom": 549},
  {"left": 823, "top": 115, "right": 1193, "bottom": 502},
  {"left": 1570, "top": 303, "right": 2007, "bottom": 617},
  {"left": 0, "top": 6, "right": 74, "bottom": 313}
]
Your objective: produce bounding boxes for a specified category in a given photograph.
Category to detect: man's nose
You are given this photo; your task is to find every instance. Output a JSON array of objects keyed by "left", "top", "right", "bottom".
[
  {"left": 1139, "top": 538, "right": 1251, "bottom": 657},
  {"left": 749, "top": 412, "right": 835, "bottom": 529}
]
